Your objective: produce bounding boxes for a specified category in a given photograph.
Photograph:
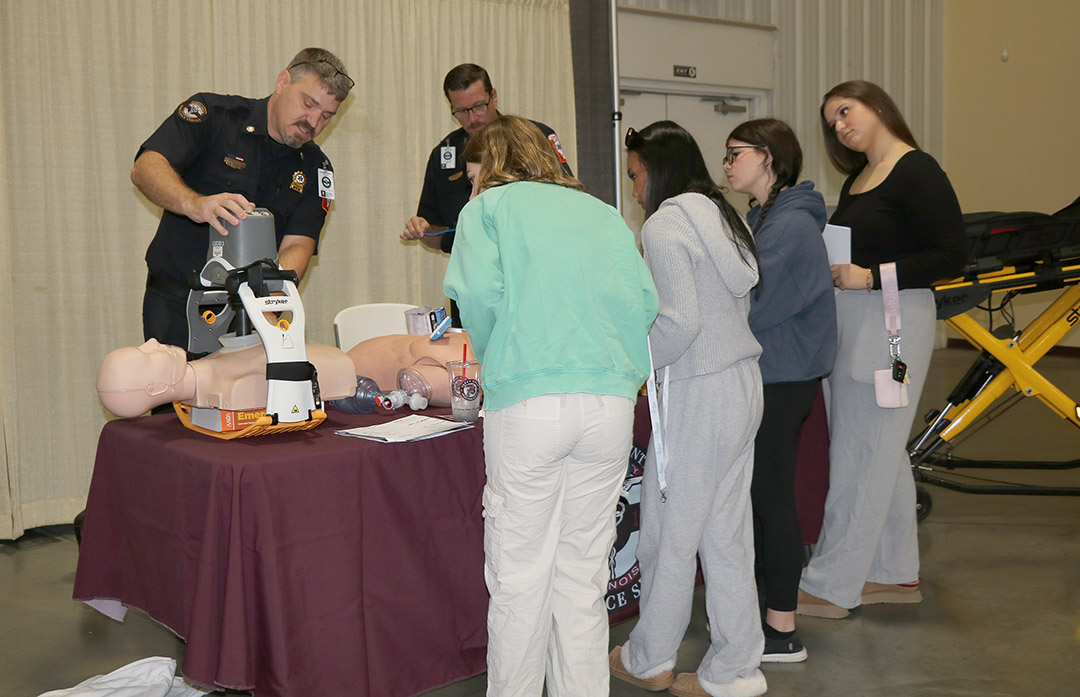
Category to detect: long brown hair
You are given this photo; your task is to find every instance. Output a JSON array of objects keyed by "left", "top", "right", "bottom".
[
  {"left": 463, "top": 115, "right": 583, "bottom": 191},
  {"left": 625, "top": 120, "right": 757, "bottom": 266},
  {"left": 820, "top": 80, "right": 918, "bottom": 175}
]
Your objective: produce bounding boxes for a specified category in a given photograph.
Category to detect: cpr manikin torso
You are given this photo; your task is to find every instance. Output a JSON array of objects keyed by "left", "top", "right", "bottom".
[
  {"left": 345, "top": 331, "right": 473, "bottom": 406},
  {"left": 97, "top": 339, "right": 356, "bottom": 418}
]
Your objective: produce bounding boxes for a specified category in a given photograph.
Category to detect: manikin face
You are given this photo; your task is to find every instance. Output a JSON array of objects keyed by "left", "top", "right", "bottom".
[
  {"left": 626, "top": 151, "right": 648, "bottom": 209},
  {"left": 129, "top": 339, "right": 187, "bottom": 396},
  {"left": 722, "top": 139, "right": 770, "bottom": 197},
  {"left": 268, "top": 71, "right": 342, "bottom": 149},
  {"left": 822, "top": 96, "right": 882, "bottom": 153},
  {"left": 448, "top": 81, "right": 498, "bottom": 136},
  {"left": 96, "top": 339, "right": 189, "bottom": 418},
  {"left": 466, "top": 162, "right": 483, "bottom": 200}
]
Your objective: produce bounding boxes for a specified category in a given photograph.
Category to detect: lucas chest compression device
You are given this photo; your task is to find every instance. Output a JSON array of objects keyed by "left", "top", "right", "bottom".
[{"left": 177, "top": 209, "right": 325, "bottom": 438}]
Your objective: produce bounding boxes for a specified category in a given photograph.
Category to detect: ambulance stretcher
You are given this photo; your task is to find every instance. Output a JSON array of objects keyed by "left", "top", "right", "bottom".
[{"left": 908, "top": 208, "right": 1080, "bottom": 518}]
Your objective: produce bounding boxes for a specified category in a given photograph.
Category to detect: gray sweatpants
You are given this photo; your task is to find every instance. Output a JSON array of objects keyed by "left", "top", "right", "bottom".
[
  {"left": 801, "top": 288, "right": 935, "bottom": 608},
  {"left": 622, "top": 359, "right": 767, "bottom": 697}
]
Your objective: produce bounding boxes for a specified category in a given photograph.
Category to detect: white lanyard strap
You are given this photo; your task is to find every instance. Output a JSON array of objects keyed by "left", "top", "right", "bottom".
[
  {"left": 880, "top": 262, "right": 901, "bottom": 336},
  {"left": 645, "top": 337, "right": 669, "bottom": 503}
]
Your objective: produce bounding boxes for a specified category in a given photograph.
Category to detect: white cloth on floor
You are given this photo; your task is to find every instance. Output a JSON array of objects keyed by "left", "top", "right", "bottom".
[{"left": 36, "top": 657, "right": 207, "bottom": 697}]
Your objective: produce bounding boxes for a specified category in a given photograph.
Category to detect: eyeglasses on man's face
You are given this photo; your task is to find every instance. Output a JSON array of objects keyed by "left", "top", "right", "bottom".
[
  {"left": 288, "top": 60, "right": 355, "bottom": 90},
  {"left": 451, "top": 98, "right": 492, "bottom": 119},
  {"left": 723, "top": 145, "right": 766, "bottom": 166}
]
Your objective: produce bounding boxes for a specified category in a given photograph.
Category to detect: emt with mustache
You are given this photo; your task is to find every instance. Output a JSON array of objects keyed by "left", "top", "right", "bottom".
[{"left": 132, "top": 47, "right": 353, "bottom": 356}]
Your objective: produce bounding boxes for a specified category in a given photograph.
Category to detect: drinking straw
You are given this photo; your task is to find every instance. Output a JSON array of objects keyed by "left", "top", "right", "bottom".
[{"left": 462, "top": 343, "right": 467, "bottom": 379}]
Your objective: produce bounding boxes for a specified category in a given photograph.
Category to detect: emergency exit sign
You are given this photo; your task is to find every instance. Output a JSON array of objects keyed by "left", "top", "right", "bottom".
[{"left": 673, "top": 65, "right": 697, "bottom": 78}]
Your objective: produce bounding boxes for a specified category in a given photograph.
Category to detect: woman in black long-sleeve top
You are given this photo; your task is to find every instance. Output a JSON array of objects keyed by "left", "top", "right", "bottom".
[{"left": 797, "top": 80, "right": 966, "bottom": 620}]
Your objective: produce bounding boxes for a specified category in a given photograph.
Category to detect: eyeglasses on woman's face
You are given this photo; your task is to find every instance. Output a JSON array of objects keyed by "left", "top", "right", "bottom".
[{"left": 723, "top": 145, "right": 765, "bottom": 166}]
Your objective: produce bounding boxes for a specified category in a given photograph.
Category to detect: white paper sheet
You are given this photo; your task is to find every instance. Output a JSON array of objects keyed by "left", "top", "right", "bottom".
[
  {"left": 823, "top": 224, "right": 851, "bottom": 265},
  {"left": 336, "top": 414, "right": 474, "bottom": 442}
]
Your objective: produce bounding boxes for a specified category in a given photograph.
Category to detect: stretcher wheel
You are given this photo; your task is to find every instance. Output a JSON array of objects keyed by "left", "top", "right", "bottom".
[{"left": 915, "top": 485, "right": 932, "bottom": 523}]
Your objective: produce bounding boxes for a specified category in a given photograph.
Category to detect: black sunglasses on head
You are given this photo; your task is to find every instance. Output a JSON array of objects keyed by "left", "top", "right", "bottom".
[{"left": 288, "top": 59, "right": 355, "bottom": 90}]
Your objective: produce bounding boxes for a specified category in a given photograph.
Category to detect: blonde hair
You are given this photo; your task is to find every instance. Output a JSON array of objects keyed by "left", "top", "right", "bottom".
[{"left": 463, "top": 115, "right": 582, "bottom": 192}]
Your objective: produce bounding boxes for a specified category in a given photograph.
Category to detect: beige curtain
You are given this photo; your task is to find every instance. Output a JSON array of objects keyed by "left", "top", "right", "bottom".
[{"left": 0, "top": 0, "right": 576, "bottom": 539}]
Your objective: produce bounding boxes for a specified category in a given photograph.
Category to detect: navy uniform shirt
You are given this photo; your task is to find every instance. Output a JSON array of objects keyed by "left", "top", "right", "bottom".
[
  {"left": 140, "top": 92, "right": 333, "bottom": 287},
  {"left": 417, "top": 119, "right": 568, "bottom": 254}
]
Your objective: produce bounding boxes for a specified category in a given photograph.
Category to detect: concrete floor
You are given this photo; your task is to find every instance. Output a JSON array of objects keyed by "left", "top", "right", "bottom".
[{"left": 3, "top": 347, "right": 1079, "bottom": 697}]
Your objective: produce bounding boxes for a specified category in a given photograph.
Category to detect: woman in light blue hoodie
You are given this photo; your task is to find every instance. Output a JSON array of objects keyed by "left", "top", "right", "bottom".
[
  {"left": 724, "top": 118, "right": 837, "bottom": 664},
  {"left": 611, "top": 121, "right": 766, "bottom": 697}
]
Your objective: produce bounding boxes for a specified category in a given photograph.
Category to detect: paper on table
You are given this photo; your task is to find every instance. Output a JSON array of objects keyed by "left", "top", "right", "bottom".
[
  {"left": 336, "top": 414, "right": 474, "bottom": 443},
  {"left": 823, "top": 224, "right": 851, "bottom": 265}
]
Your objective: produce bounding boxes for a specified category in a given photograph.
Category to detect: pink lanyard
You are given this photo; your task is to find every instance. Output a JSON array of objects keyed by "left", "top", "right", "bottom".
[{"left": 880, "top": 262, "right": 901, "bottom": 357}]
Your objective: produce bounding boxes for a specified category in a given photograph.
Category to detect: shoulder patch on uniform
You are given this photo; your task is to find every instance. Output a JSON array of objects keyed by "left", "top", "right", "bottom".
[
  {"left": 547, "top": 133, "right": 567, "bottom": 163},
  {"left": 177, "top": 100, "right": 207, "bottom": 123}
]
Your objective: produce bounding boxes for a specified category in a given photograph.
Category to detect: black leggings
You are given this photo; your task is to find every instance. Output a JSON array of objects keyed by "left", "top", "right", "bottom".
[{"left": 752, "top": 378, "right": 821, "bottom": 613}]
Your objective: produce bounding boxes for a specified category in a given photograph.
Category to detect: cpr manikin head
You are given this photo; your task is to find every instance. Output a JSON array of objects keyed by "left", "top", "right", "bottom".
[{"left": 96, "top": 339, "right": 196, "bottom": 418}]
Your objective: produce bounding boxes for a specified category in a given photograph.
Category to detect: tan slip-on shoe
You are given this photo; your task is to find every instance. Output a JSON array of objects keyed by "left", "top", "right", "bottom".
[
  {"left": 795, "top": 588, "right": 851, "bottom": 619},
  {"left": 861, "top": 580, "right": 922, "bottom": 605},
  {"left": 667, "top": 672, "right": 766, "bottom": 697},
  {"left": 608, "top": 646, "right": 675, "bottom": 691},
  {"left": 668, "top": 673, "right": 710, "bottom": 697}
]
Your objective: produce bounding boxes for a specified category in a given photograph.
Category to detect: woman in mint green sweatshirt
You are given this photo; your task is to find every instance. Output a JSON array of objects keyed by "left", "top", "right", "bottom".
[{"left": 444, "top": 115, "right": 658, "bottom": 697}]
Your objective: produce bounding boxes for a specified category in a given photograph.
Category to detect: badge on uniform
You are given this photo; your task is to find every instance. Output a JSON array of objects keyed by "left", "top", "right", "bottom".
[
  {"left": 291, "top": 171, "right": 305, "bottom": 193},
  {"left": 317, "top": 168, "right": 335, "bottom": 199},
  {"left": 440, "top": 146, "right": 456, "bottom": 170},
  {"left": 547, "top": 133, "right": 567, "bottom": 163},
  {"left": 177, "top": 100, "right": 207, "bottom": 123},
  {"left": 224, "top": 155, "right": 246, "bottom": 170}
]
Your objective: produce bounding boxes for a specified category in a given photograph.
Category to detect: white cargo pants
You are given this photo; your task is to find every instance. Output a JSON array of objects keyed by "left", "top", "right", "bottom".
[{"left": 482, "top": 393, "right": 635, "bottom": 697}]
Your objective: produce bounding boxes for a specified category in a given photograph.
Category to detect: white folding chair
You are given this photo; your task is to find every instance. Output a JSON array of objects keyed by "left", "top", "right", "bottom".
[{"left": 333, "top": 303, "right": 415, "bottom": 350}]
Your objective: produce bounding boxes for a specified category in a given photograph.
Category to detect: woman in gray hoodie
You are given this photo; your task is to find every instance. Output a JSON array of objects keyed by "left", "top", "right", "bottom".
[{"left": 610, "top": 121, "right": 766, "bottom": 697}]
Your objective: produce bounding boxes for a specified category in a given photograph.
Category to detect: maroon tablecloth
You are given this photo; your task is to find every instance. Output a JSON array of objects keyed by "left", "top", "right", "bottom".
[
  {"left": 73, "top": 408, "right": 488, "bottom": 697},
  {"left": 73, "top": 396, "right": 822, "bottom": 696}
]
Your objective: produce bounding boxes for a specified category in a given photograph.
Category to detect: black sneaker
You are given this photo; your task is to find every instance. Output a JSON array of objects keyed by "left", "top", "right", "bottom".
[{"left": 762, "top": 632, "right": 808, "bottom": 663}]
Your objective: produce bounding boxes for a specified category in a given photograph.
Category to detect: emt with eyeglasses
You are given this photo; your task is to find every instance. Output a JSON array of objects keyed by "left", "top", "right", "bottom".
[{"left": 401, "top": 64, "right": 570, "bottom": 326}]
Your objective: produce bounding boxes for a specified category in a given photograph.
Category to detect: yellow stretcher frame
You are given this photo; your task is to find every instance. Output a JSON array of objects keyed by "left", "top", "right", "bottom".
[
  {"left": 940, "top": 282, "right": 1080, "bottom": 434},
  {"left": 907, "top": 262, "right": 1080, "bottom": 505}
]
